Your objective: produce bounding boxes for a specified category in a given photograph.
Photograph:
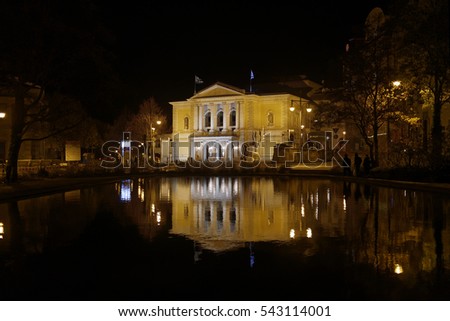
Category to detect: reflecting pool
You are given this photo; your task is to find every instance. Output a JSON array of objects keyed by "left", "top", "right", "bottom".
[{"left": 0, "top": 176, "right": 449, "bottom": 300}]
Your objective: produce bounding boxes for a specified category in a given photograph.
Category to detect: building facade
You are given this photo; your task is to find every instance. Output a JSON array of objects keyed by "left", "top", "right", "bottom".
[{"left": 169, "top": 82, "right": 320, "bottom": 164}]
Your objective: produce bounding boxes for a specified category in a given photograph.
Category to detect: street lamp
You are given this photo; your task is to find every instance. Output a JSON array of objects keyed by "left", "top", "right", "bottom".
[
  {"left": 289, "top": 99, "right": 304, "bottom": 146},
  {"left": 305, "top": 106, "right": 312, "bottom": 135},
  {"left": 149, "top": 120, "right": 162, "bottom": 162},
  {"left": 387, "top": 80, "right": 402, "bottom": 153},
  {"left": 150, "top": 120, "right": 162, "bottom": 139}
]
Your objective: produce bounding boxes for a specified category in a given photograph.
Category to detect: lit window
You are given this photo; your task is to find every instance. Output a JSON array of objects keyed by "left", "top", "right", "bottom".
[
  {"left": 217, "top": 111, "right": 224, "bottom": 129},
  {"left": 204, "top": 111, "right": 211, "bottom": 128},
  {"left": 230, "top": 110, "right": 236, "bottom": 127}
]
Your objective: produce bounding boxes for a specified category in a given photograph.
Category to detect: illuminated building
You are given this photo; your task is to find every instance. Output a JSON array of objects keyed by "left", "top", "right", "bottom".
[{"left": 169, "top": 81, "right": 323, "bottom": 163}]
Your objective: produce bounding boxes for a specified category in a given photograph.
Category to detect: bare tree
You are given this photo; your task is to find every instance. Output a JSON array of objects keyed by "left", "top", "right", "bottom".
[
  {"left": 4, "top": 89, "right": 85, "bottom": 182},
  {"left": 127, "top": 97, "right": 168, "bottom": 142},
  {"left": 341, "top": 7, "right": 418, "bottom": 167},
  {"left": 0, "top": 0, "right": 118, "bottom": 182}
]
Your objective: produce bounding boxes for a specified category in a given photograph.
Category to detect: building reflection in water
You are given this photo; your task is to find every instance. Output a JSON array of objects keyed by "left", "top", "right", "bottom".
[
  {"left": 115, "top": 179, "right": 133, "bottom": 203},
  {"left": 0, "top": 176, "right": 448, "bottom": 288},
  {"left": 130, "top": 176, "right": 448, "bottom": 279},
  {"left": 168, "top": 177, "right": 338, "bottom": 250}
]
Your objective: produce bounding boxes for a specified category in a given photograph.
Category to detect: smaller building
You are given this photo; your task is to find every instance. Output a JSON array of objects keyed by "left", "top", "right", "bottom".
[{"left": 0, "top": 91, "right": 81, "bottom": 176}]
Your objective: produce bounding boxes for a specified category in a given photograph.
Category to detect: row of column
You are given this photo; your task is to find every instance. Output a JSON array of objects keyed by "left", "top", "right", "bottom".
[{"left": 195, "top": 102, "right": 241, "bottom": 132}]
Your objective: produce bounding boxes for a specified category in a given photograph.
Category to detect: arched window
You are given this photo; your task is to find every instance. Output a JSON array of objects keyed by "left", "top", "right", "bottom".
[
  {"left": 217, "top": 110, "right": 224, "bottom": 129},
  {"left": 230, "top": 110, "right": 236, "bottom": 128},
  {"left": 204, "top": 111, "right": 211, "bottom": 129},
  {"left": 267, "top": 112, "right": 274, "bottom": 126},
  {"left": 184, "top": 116, "right": 189, "bottom": 130}
]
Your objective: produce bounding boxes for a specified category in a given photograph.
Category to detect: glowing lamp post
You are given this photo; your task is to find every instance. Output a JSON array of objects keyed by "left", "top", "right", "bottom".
[
  {"left": 289, "top": 99, "right": 304, "bottom": 147},
  {"left": 149, "top": 120, "right": 162, "bottom": 162},
  {"left": 305, "top": 106, "right": 312, "bottom": 138}
]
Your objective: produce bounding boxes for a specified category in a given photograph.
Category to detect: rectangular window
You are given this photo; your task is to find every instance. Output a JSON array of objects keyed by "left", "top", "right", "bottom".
[
  {"left": 217, "top": 111, "right": 224, "bottom": 129},
  {"left": 230, "top": 110, "right": 236, "bottom": 127},
  {"left": 205, "top": 112, "right": 211, "bottom": 128}
]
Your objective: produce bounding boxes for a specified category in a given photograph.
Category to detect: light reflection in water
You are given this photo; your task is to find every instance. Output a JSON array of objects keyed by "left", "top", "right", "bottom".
[
  {"left": 249, "top": 242, "right": 255, "bottom": 268},
  {"left": 141, "top": 176, "right": 448, "bottom": 278},
  {"left": 156, "top": 211, "right": 162, "bottom": 225},
  {"left": 116, "top": 179, "right": 132, "bottom": 203},
  {"left": 164, "top": 177, "right": 342, "bottom": 257},
  {"left": 395, "top": 263, "right": 404, "bottom": 274},
  {"left": 289, "top": 228, "right": 295, "bottom": 239},
  {"left": 0, "top": 176, "right": 448, "bottom": 298},
  {"left": 64, "top": 190, "right": 81, "bottom": 203},
  {"left": 137, "top": 178, "right": 145, "bottom": 202}
]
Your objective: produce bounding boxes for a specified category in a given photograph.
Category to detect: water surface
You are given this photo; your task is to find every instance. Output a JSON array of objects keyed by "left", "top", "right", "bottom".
[{"left": 0, "top": 176, "right": 449, "bottom": 300}]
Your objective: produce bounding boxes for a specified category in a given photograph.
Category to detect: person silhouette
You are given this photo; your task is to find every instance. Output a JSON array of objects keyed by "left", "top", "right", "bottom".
[
  {"left": 354, "top": 153, "right": 362, "bottom": 176},
  {"left": 343, "top": 153, "right": 352, "bottom": 176}
]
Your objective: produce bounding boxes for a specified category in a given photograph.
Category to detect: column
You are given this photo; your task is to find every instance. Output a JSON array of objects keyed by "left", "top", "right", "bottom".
[
  {"left": 194, "top": 104, "right": 199, "bottom": 131},
  {"left": 236, "top": 101, "right": 241, "bottom": 129},
  {"left": 223, "top": 102, "right": 228, "bottom": 131},
  {"left": 211, "top": 103, "right": 216, "bottom": 131},
  {"left": 198, "top": 104, "right": 203, "bottom": 131}
]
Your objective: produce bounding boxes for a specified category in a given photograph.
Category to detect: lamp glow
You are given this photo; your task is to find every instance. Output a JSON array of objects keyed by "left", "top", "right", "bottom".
[{"left": 394, "top": 264, "right": 403, "bottom": 274}]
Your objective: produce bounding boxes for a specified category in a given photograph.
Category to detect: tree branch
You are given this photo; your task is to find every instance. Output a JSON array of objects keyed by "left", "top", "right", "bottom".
[{"left": 21, "top": 117, "right": 85, "bottom": 142}]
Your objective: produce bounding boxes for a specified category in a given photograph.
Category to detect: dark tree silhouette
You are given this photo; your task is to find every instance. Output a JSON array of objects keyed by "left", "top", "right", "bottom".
[
  {"left": 397, "top": 0, "right": 450, "bottom": 170},
  {"left": 0, "top": 1, "right": 119, "bottom": 182}
]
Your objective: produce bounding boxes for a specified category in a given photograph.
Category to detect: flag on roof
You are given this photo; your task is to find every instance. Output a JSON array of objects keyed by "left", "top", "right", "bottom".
[{"left": 195, "top": 75, "right": 203, "bottom": 84}]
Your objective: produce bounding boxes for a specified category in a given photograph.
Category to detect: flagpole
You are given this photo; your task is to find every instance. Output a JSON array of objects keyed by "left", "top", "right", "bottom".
[
  {"left": 194, "top": 75, "right": 204, "bottom": 95},
  {"left": 194, "top": 76, "right": 197, "bottom": 95}
]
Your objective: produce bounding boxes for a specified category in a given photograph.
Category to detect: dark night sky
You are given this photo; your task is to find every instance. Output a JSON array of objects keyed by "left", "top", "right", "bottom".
[{"left": 97, "top": 0, "right": 390, "bottom": 114}]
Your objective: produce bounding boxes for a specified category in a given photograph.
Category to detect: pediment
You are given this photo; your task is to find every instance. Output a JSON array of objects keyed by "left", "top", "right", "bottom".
[{"left": 191, "top": 82, "right": 245, "bottom": 99}]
